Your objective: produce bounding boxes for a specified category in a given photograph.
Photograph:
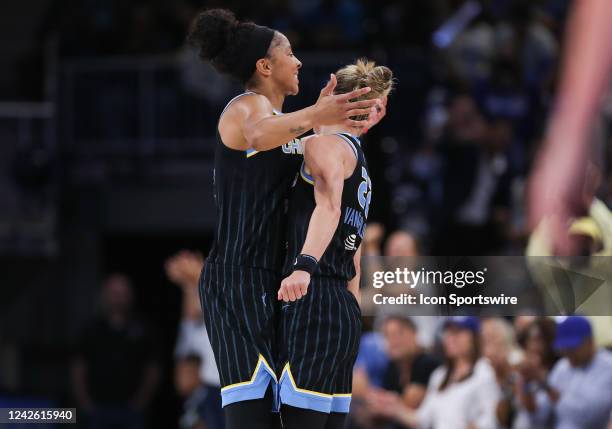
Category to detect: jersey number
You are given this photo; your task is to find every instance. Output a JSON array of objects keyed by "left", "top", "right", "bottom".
[{"left": 358, "top": 167, "right": 372, "bottom": 217}]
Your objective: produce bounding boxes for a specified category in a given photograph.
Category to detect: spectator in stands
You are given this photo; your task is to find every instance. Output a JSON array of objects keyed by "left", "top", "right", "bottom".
[
  {"left": 362, "top": 222, "right": 385, "bottom": 256},
  {"left": 481, "top": 317, "right": 522, "bottom": 386},
  {"left": 381, "top": 315, "right": 441, "bottom": 399},
  {"left": 528, "top": 316, "right": 612, "bottom": 429},
  {"left": 175, "top": 354, "right": 207, "bottom": 429},
  {"left": 368, "top": 316, "right": 499, "bottom": 429},
  {"left": 384, "top": 231, "right": 420, "bottom": 257},
  {"left": 71, "top": 273, "right": 160, "bottom": 429},
  {"left": 376, "top": 316, "right": 440, "bottom": 422},
  {"left": 361, "top": 227, "right": 441, "bottom": 346},
  {"left": 434, "top": 94, "right": 513, "bottom": 255},
  {"left": 351, "top": 330, "right": 390, "bottom": 429},
  {"left": 498, "top": 317, "right": 558, "bottom": 429},
  {"left": 481, "top": 317, "right": 523, "bottom": 429},
  {"left": 165, "top": 250, "right": 224, "bottom": 429}
]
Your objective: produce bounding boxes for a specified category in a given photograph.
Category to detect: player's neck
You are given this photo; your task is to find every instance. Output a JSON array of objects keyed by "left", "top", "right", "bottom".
[
  {"left": 318, "top": 125, "right": 362, "bottom": 138},
  {"left": 246, "top": 83, "right": 285, "bottom": 112}
]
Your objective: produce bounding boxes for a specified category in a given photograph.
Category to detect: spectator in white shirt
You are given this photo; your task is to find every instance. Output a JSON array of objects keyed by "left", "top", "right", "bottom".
[{"left": 369, "top": 316, "right": 500, "bottom": 429}]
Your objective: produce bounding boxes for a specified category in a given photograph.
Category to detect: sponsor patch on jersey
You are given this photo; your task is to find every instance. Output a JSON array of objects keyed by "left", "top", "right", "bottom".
[{"left": 344, "top": 233, "right": 357, "bottom": 251}]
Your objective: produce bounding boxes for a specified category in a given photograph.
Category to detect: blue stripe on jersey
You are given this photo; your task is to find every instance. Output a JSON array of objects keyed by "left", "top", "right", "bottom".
[
  {"left": 279, "top": 364, "right": 333, "bottom": 413},
  {"left": 246, "top": 148, "right": 259, "bottom": 157},
  {"left": 330, "top": 395, "right": 352, "bottom": 413},
  {"left": 279, "top": 364, "right": 353, "bottom": 413},
  {"left": 220, "top": 354, "right": 278, "bottom": 407},
  {"left": 300, "top": 161, "right": 314, "bottom": 185}
]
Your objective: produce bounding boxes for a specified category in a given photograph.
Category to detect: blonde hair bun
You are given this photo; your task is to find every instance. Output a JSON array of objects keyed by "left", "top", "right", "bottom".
[{"left": 335, "top": 58, "right": 395, "bottom": 99}]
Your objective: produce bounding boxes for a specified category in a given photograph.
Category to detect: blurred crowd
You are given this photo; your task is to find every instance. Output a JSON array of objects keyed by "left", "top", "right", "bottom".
[
  {"left": 37, "top": 0, "right": 570, "bottom": 56},
  {"left": 350, "top": 313, "right": 612, "bottom": 429},
  {"left": 30, "top": 0, "right": 611, "bottom": 255},
  {"left": 72, "top": 249, "right": 612, "bottom": 429},
  {"left": 4, "top": 0, "right": 612, "bottom": 428},
  {"left": 70, "top": 252, "right": 223, "bottom": 429}
]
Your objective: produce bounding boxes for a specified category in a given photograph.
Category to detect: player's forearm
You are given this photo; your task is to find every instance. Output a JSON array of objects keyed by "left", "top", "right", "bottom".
[
  {"left": 546, "top": 0, "right": 612, "bottom": 152},
  {"left": 182, "top": 288, "right": 202, "bottom": 321},
  {"left": 300, "top": 205, "right": 341, "bottom": 260},
  {"left": 394, "top": 406, "right": 420, "bottom": 428},
  {"left": 245, "top": 105, "right": 318, "bottom": 151}
]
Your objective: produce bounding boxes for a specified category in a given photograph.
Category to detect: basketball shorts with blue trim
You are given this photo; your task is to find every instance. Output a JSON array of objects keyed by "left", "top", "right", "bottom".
[
  {"left": 199, "top": 262, "right": 281, "bottom": 408},
  {"left": 278, "top": 277, "right": 362, "bottom": 414}
]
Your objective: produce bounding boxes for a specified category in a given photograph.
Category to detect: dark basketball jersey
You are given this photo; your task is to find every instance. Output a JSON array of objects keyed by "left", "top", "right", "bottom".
[
  {"left": 284, "top": 132, "right": 371, "bottom": 280},
  {"left": 207, "top": 92, "right": 304, "bottom": 271}
]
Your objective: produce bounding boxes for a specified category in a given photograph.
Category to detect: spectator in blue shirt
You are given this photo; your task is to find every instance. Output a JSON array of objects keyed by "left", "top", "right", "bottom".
[{"left": 529, "top": 316, "right": 612, "bottom": 429}]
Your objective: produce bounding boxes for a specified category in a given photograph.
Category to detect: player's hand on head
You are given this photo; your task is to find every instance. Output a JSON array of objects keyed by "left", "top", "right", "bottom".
[
  {"left": 278, "top": 271, "right": 311, "bottom": 302},
  {"left": 314, "top": 74, "right": 338, "bottom": 134},
  {"left": 313, "top": 86, "right": 378, "bottom": 129},
  {"left": 318, "top": 73, "right": 337, "bottom": 99}
]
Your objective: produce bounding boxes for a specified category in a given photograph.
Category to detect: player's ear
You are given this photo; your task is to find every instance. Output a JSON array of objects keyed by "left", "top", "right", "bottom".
[{"left": 255, "top": 58, "right": 273, "bottom": 77}]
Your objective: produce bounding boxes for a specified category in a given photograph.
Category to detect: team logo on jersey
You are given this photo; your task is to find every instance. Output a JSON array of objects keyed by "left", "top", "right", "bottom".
[
  {"left": 358, "top": 167, "right": 372, "bottom": 217},
  {"left": 282, "top": 138, "right": 304, "bottom": 155},
  {"left": 344, "top": 234, "right": 358, "bottom": 251}
]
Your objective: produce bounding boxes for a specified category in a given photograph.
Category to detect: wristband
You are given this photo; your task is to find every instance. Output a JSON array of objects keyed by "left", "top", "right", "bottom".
[{"left": 292, "top": 254, "right": 318, "bottom": 275}]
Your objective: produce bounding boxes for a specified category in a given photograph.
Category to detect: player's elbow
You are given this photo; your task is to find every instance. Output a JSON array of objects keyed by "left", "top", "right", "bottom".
[
  {"left": 329, "top": 200, "right": 342, "bottom": 218},
  {"left": 320, "top": 201, "right": 341, "bottom": 221}
]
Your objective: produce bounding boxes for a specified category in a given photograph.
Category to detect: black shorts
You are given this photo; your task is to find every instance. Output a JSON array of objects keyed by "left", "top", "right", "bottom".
[
  {"left": 199, "top": 262, "right": 281, "bottom": 408},
  {"left": 278, "top": 276, "right": 362, "bottom": 414}
]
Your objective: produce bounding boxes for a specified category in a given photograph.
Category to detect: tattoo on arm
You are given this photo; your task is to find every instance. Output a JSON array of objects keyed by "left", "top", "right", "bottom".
[{"left": 289, "top": 126, "right": 305, "bottom": 135}]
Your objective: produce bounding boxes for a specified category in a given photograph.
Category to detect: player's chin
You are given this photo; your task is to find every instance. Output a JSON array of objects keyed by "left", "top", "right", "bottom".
[{"left": 287, "top": 83, "right": 300, "bottom": 96}]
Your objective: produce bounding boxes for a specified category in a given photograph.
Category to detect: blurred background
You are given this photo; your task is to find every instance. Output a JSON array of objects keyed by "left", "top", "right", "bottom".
[{"left": 0, "top": 0, "right": 611, "bottom": 428}]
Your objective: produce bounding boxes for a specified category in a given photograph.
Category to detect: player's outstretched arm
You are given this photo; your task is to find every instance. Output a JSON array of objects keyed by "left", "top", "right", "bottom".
[
  {"left": 528, "top": 0, "right": 612, "bottom": 254},
  {"left": 243, "top": 83, "right": 378, "bottom": 151},
  {"left": 278, "top": 136, "right": 345, "bottom": 302}
]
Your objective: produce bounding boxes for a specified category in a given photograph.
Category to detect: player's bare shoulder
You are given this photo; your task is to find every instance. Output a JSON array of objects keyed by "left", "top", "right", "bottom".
[
  {"left": 303, "top": 134, "right": 344, "bottom": 159},
  {"left": 218, "top": 93, "right": 274, "bottom": 150},
  {"left": 304, "top": 134, "right": 357, "bottom": 179}
]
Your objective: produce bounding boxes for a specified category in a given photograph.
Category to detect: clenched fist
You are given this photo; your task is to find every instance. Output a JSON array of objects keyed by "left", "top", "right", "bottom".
[{"left": 278, "top": 270, "right": 311, "bottom": 302}]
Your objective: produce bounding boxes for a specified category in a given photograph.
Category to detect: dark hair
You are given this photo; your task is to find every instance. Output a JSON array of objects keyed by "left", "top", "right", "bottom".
[
  {"left": 384, "top": 314, "right": 417, "bottom": 331},
  {"left": 384, "top": 315, "right": 420, "bottom": 386},
  {"left": 518, "top": 317, "right": 559, "bottom": 370},
  {"left": 187, "top": 9, "right": 276, "bottom": 84},
  {"left": 181, "top": 353, "right": 203, "bottom": 366},
  {"left": 439, "top": 329, "right": 480, "bottom": 391}
]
